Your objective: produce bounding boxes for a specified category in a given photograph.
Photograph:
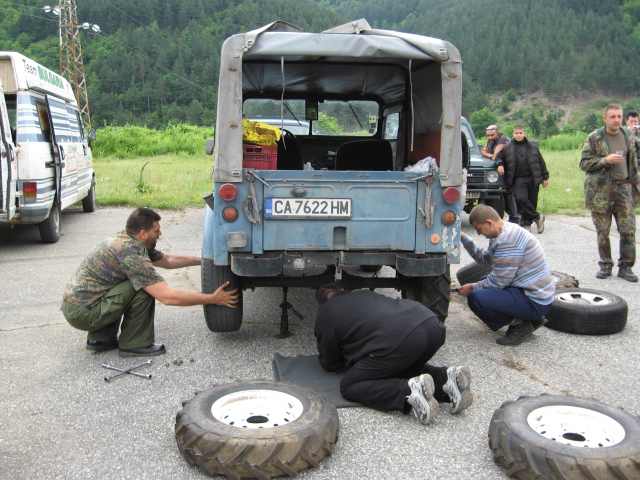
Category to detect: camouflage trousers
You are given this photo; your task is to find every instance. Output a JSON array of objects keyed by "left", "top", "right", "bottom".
[
  {"left": 61, "top": 280, "right": 156, "bottom": 349},
  {"left": 590, "top": 183, "right": 636, "bottom": 268}
]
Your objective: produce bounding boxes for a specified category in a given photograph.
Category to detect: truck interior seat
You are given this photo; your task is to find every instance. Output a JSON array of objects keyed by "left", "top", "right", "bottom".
[
  {"left": 277, "top": 134, "right": 304, "bottom": 170},
  {"left": 334, "top": 139, "right": 393, "bottom": 171}
]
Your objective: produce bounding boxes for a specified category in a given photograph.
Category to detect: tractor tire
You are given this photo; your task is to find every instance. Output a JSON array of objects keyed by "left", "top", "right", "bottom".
[
  {"left": 489, "top": 394, "right": 640, "bottom": 480},
  {"left": 546, "top": 288, "right": 627, "bottom": 335},
  {"left": 402, "top": 266, "right": 450, "bottom": 322},
  {"left": 175, "top": 381, "right": 339, "bottom": 479},
  {"left": 202, "top": 259, "right": 243, "bottom": 332}
]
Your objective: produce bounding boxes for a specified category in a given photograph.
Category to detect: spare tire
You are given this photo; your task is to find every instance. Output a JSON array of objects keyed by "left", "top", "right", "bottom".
[
  {"left": 175, "top": 381, "right": 339, "bottom": 479},
  {"left": 551, "top": 271, "right": 579, "bottom": 289},
  {"left": 489, "top": 394, "right": 640, "bottom": 480},
  {"left": 546, "top": 288, "right": 627, "bottom": 335},
  {"left": 456, "top": 262, "right": 492, "bottom": 285}
]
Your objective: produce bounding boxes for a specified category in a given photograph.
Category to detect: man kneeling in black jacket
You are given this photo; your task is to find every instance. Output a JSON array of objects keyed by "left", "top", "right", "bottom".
[{"left": 314, "top": 284, "right": 473, "bottom": 425}]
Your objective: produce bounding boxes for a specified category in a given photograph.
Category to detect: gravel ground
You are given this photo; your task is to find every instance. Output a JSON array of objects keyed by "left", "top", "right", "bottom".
[{"left": 1, "top": 207, "right": 638, "bottom": 480}]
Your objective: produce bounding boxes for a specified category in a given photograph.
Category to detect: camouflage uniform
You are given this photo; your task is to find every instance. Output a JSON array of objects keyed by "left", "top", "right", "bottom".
[
  {"left": 580, "top": 127, "right": 640, "bottom": 268},
  {"left": 61, "top": 231, "right": 165, "bottom": 349}
]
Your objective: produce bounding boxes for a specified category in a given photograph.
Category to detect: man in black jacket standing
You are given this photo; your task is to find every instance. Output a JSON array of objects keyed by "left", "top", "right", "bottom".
[
  {"left": 314, "top": 284, "right": 473, "bottom": 425},
  {"left": 496, "top": 126, "right": 550, "bottom": 232}
]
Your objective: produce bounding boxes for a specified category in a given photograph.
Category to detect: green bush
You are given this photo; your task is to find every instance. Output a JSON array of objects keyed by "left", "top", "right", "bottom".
[
  {"left": 92, "top": 124, "right": 214, "bottom": 158},
  {"left": 538, "top": 133, "right": 585, "bottom": 151}
]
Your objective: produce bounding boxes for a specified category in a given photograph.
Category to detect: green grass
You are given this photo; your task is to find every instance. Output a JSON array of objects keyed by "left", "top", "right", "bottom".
[
  {"left": 537, "top": 149, "right": 587, "bottom": 216},
  {"left": 93, "top": 153, "right": 213, "bottom": 209}
]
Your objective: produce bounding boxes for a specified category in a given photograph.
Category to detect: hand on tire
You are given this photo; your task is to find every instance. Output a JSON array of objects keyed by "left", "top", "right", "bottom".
[{"left": 210, "top": 281, "right": 239, "bottom": 308}]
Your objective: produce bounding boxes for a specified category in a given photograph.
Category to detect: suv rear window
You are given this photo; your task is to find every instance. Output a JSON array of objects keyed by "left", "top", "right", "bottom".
[{"left": 243, "top": 99, "right": 379, "bottom": 136}]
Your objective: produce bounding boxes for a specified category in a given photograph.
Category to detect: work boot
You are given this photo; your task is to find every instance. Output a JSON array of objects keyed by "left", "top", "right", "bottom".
[
  {"left": 596, "top": 267, "right": 612, "bottom": 279},
  {"left": 530, "top": 317, "right": 548, "bottom": 331},
  {"left": 521, "top": 224, "right": 531, "bottom": 231},
  {"left": 496, "top": 320, "right": 534, "bottom": 346},
  {"left": 618, "top": 266, "right": 638, "bottom": 283},
  {"left": 442, "top": 366, "right": 473, "bottom": 414},
  {"left": 535, "top": 215, "right": 545, "bottom": 234},
  {"left": 406, "top": 374, "right": 438, "bottom": 425}
]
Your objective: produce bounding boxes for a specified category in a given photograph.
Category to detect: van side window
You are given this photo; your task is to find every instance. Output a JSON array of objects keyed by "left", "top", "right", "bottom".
[
  {"left": 68, "top": 107, "right": 84, "bottom": 140},
  {"left": 36, "top": 102, "right": 51, "bottom": 137}
]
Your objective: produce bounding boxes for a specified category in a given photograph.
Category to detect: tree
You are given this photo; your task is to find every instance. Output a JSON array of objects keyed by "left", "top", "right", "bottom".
[{"left": 470, "top": 108, "right": 499, "bottom": 138}]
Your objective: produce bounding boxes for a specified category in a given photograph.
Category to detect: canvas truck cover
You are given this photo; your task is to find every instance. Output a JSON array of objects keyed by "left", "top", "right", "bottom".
[{"left": 213, "top": 20, "right": 463, "bottom": 186}]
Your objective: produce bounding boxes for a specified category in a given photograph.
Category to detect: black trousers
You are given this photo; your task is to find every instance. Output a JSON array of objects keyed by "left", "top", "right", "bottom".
[
  {"left": 339, "top": 317, "right": 448, "bottom": 413},
  {"left": 514, "top": 175, "right": 540, "bottom": 225}
]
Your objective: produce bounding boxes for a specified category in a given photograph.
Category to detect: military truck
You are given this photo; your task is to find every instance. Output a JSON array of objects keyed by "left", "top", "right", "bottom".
[
  {"left": 202, "top": 20, "right": 464, "bottom": 334},
  {"left": 461, "top": 117, "right": 506, "bottom": 217}
]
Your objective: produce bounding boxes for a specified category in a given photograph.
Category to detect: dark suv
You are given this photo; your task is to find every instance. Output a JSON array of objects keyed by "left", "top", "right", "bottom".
[{"left": 461, "top": 117, "right": 506, "bottom": 217}]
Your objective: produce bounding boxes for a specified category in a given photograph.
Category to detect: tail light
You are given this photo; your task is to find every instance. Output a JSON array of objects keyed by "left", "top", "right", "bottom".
[
  {"left": 441, "top": 211, "right": 456, "bottom": 225},
  {"left": 222, "top": 206, "right": 239, "bottom": 222},
  {"left": 442, "top": 187, "right": 460, "bottom": 205},
  {"left": 219, "top": 184, "right": 237, "bottom": 201},
  {"left": 23, "top": 182, "right": 37, "bottom": 203}
]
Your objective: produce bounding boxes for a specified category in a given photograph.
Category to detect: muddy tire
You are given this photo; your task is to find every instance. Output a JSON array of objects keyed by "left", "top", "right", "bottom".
[
  {"left": 455, "top": 262, "right": 492, "bottom": 286},
  {"left": 175, "top": 381, "right": 339, "bottom": 479},
  {"left": 202, "top": 259, "right": 243, "bottom": 332},
  {"left": 489, "top": 394, "right": 640, "bottom": 480},
  {"left": 39, "top": 200, "right": 61, "bottom": 243},
  {"left": 82, "top": 178, "right": 96, "bottom": 212},
  {"left": 551, "top": 271, "right": 579, "bottom": 289},
  {"left": 546, "top": 288, "right": 627, "bottom": 335},
  {"left": 402, "top": 266, "right": 450, "bottom": 322}
]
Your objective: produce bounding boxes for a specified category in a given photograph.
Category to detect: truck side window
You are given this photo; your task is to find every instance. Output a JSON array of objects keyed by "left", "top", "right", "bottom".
[
  {"left": 384, "top": 113, "right": 399, "bottom": 140},
  {"left": 35, "top": 102, "right": 50, "bottom": 137}
]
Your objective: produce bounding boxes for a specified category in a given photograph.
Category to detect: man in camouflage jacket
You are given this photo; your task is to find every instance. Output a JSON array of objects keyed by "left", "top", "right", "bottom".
[
  {"left": 61, "top": 207, "right": 238, "bottom": 357},
  {"left": 580, "top": 104, "right": 640, "bottom": 282}
]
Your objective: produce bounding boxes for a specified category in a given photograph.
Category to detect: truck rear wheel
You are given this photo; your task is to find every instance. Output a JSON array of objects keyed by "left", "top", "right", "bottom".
[
  {"left": 39, "top": 200, "right": 61, "bottom": 243},
  {"left": 202, "top": 259, "right": 243, "bottom": 332},
  {"left": 401, "top": 266, "right": 450, "bottom": 322}
]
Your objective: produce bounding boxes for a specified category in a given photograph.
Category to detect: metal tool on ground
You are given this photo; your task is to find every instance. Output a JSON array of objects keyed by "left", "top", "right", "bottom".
[{"left": 102, "top": 360, "right": 152, "bottom": 382}]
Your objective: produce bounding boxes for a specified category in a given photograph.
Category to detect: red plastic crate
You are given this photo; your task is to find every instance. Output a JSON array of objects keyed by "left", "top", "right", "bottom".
[{"left": 242, "top": 144, "right": 277, "bottom": 170}]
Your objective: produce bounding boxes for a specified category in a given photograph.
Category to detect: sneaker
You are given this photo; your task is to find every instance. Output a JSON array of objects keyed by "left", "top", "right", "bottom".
[
  {"left": 496, "top": 320, "right": 534, "bottom": 346},
  {"left": 442, "top": 366, "right": 473, "bottom": 414},
  {"left": 596, "top": 267, "right": 612, "bottom": 279},
  {"left": 618, "top": 266, "right": 638, "bottom": 283},
  {"left": 530, "top": 317, "right": 547, "bottom": 331},
  {"left": 535, "top": 215, "right": 545, "bottom": 234},
  {"left": 406, "top": 374, "right": 438, "bottom": 425}
]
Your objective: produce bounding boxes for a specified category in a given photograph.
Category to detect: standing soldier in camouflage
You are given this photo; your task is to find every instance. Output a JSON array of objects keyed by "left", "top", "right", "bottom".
[
  {"left": 580, "top": 104, "right": 640, "bottom": 282},
  {"left": 61, "top": 208, "right": 239, "bottom": 357}
]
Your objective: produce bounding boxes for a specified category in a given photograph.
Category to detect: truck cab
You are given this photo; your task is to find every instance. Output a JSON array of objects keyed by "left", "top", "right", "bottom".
[{"left": 202, "top": 20, "right": 464, "bottom": 333}]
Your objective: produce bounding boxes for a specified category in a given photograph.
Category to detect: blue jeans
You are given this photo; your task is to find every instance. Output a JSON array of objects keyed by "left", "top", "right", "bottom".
[{"left": 467, "top": 287, "right": 551, "bottom": 331}]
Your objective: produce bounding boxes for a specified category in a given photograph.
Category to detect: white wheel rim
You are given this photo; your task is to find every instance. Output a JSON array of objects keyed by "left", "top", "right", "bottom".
[
  {"left": 211, "top": 389, "right": 304, "bottom": 429},
  {"left": 527, "top": 405, "right": 626, "bottom": 447},
  {"left": 555, "top": 291, "right": 613, "bottom": 306}
]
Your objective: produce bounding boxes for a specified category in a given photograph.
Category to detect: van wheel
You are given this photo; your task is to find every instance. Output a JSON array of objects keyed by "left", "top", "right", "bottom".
[
  {"left": 82, "top": 179, "right": 96, "bottom": 212},
  {"left": 489, "top": 395, "right": 640, "bottom": 480},
  {"left": 545, "top": 288, "right": 627, "bottom": 335},
  {"left": 202, "top": 259, "right": 243, "bottom": 332},
  {"left": 175, "top": 381, "right": 339, "bottom": 479},
  {"left": 402, "top": 267, "right": 450, "bottom": 322},
  {"left": 39, "top": 201, "right": 61, "bottom": 243}
]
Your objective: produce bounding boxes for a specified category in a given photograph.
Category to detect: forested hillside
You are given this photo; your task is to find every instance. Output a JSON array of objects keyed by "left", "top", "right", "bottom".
[{"left": 1, "top": 0, "right": 639, "bottom": 128}]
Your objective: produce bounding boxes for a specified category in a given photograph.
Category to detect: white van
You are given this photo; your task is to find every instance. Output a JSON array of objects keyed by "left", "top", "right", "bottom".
[{"left": 0, "top": 51, "right": 95, "bottom": 243}]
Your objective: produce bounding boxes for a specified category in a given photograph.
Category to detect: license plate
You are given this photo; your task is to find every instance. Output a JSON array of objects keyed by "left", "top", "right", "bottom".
[
  {"left": 466, "top": 192, "right": 480, "bottom": 199},
  {"left": 265, "top": 198, "right": 351, "bottom": 218}
]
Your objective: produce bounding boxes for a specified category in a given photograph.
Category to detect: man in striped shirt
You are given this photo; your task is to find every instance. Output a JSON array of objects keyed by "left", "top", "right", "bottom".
[{"left": 457, "top": 205, "right": 555, "bottom": 345}]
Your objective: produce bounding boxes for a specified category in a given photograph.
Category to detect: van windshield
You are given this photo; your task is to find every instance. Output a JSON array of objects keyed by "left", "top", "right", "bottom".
[{"left": 243, "top": 99, "right": 379, "bottom": 136}]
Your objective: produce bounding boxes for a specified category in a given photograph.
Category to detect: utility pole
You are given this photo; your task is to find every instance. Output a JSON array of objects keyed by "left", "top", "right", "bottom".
[{"left": 45, "top": 0, "right": 98, "bottom": 131}]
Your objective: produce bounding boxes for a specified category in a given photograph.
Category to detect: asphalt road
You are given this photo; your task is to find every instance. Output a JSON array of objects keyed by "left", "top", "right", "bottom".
[{"left": 1, "top": 207, "right": 639, "bottom": 480}]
